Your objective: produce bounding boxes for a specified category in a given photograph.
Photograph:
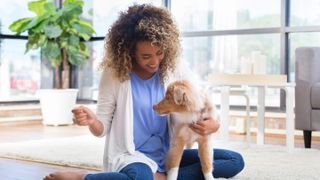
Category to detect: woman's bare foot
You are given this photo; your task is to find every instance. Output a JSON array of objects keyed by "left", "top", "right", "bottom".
[
  {"left": 43, "top": 171, "right": 87, "bottom": 180},
  {"left": 153, "top": 172, "right": 166, "bottom": 180}
]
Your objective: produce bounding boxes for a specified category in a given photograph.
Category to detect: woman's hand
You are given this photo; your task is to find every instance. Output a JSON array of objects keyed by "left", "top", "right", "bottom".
[
  {"left": 72, "top": 106, "right": 104, "bottom": 137},
  {"left": 189, "top": 117, "right": 220, "bottom": 136},
  {"left": 71, "top": 106, "right": 97, "bottom": 126}
]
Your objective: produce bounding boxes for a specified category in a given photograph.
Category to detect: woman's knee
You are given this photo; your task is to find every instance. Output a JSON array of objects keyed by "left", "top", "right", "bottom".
[
  {"left": 120, "top": 162, "right": 153, "bottom": 180},
  {"left": 230, "top": 151, "right": 245, "bottom": 177}
]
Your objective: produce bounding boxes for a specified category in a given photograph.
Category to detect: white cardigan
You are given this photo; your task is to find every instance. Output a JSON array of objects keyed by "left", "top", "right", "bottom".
[{"left": 96, "top": 62, "right": 198, "bottom": 173}]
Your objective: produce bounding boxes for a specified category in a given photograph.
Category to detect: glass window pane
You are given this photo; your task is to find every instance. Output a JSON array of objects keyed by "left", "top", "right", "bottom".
[
  {"left": 290, "top": 0, "right": 320, "bottom": 26},
  {"left": 84, "top": 0, "right": 163, "bottom": 37},
  {"left": 78, "top": 41, "right": 104, "bottom": 100},
  {"left": 92, "top": 41, "right": 104, "bottom": 100},
  {"left": 289, "top": 32, "right": 320, "bottom": 81},
  {"left": 0, "top": 40, "right": 41, "bottom": 101},
  {"left": 171, "top": 0, "right": 280, "bottom": 31},
  {"left": 71, "top": 40, "right": 104, "bottom": 100},
  {"left": 0, "top": 0, "right": 54, "bottom": 35},
  {"left": 181, "top": 34, "right": 280, "bottom": 107},
  {"left": 182, "top": 34, "right": 280, "bottom": 77},
  {"left": 90, "top": 42, "right": 103, "bottom": 88}
]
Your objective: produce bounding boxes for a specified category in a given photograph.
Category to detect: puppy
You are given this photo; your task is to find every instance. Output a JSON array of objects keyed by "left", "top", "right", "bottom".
[{"left": 153, "top": 80, "right": 216, "bottom": 180}]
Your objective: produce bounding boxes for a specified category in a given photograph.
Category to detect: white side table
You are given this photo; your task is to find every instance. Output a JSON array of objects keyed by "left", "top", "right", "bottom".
[{"left": 208, "top": 74, "right": 296, "bottom": 150}]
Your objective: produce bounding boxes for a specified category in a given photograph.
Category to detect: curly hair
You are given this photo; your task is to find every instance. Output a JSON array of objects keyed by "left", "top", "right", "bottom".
[{"left": 100, "top": 4, "right": 181, "bottom": 83}]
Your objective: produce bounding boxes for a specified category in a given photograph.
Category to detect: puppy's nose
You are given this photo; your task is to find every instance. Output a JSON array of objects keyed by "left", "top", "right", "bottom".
[{"left": 152, "top": 105, "right": 157, "bottom": 110}]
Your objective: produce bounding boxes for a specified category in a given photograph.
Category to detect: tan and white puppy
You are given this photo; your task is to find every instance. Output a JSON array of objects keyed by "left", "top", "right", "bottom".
[{"left": 153, "top": 80, "right": 217, "bottom": 180}]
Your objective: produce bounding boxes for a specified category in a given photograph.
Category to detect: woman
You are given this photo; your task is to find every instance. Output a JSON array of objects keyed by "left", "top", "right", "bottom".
[{"left": 44, "top": 4, "right": 244, "bottom": 180}]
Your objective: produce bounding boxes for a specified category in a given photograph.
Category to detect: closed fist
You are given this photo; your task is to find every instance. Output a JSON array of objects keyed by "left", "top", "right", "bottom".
[{"left": 71, "top": 106, "right": 97, "bottom": 126}]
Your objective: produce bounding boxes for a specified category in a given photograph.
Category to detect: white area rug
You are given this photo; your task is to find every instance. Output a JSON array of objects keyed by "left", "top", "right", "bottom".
[{"left": 0, "top": 136, "right": 320, "bottom": 180}]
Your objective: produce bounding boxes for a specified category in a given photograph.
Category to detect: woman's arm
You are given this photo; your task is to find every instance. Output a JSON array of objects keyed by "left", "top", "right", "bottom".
[
  {"left": 88, "top": 119, "right": 104, "bottom": 137},
  {"left": 95, "top": 69, "right": 118, "bottom": 137}
]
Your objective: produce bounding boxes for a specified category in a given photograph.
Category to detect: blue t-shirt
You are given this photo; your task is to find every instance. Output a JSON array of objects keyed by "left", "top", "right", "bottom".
[{"left": 130, "top": 71, "right": 169, "bottom": 172}]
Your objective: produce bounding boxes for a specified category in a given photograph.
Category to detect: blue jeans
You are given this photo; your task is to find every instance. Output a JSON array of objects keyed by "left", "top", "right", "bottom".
[{"left": 84, "top": 149, "right": 244, "bottom": 180}]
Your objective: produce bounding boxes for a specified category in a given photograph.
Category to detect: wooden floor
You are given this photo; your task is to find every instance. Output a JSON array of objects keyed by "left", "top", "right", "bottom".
[
  {"left": 0, "top": 121, "right": 320, "bottom": 180},
  {"left": 0, "top": 122, "right": 98, "bottom": 180}
]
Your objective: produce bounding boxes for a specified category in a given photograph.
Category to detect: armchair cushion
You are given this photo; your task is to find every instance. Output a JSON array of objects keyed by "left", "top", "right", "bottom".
[{"left": 311, "top": 83, "right": 320, "bottom": 109}]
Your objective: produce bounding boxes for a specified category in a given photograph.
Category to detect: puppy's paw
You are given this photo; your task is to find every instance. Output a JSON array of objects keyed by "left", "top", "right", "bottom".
[
  {"left": 204, "top": 172, "right": 215, "bottom": 180},
  {"left": 167, "top": 167, "right": 179, "bottom": 180}
]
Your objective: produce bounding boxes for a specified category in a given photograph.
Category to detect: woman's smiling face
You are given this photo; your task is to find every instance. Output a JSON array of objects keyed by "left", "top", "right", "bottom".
[{"left": 133, "top": 41, "right": 164, "bottom": 79}]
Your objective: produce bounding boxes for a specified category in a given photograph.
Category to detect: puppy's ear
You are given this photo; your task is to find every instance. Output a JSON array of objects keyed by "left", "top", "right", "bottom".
[{"left": 173, "top": 87, "right": 188, "bottom": 105}]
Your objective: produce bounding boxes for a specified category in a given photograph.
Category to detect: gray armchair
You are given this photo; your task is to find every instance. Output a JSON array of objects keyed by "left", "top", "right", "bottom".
[{"left": 295, "top": 47, "right": 320, "bottom": 148}]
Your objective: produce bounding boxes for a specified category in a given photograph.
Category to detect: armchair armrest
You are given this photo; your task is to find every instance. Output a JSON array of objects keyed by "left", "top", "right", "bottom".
[{"left": 311, "top": 83, "right": 320, "bottom": 109}]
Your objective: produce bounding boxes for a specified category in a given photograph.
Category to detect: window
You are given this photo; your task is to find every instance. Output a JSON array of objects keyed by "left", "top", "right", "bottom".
[
  {"left": 0, "top": 0, "right": 163, "bottom": 102},
  {"left": 0, "top": 40, "right": 40, "bottom": 101},
  {"left": 182, "top": 34, "right": 280, "bottom": 77},
  {"left": 0, "top": 0, "right": 51, "bottom": 101},
  {"left": 172, "top": 0, "right": 282, "bottom": 107},
  {"left": 181, "top": 34, "right": 281, "bottom": 106},
  {"left": 0, "top": 0, "right": 52, "bottom": 35},
  {"left": 3, "top": 0, "right": 320, "bottom": 105},
  {"left": 171, "top": 0, "right": 280, "bottom": 31},
  {"left": 84, "top": 0, "right": 163, "bottom": 37},
  {"left": 290, "top": 0, "right": 320, "bottom": 26}
]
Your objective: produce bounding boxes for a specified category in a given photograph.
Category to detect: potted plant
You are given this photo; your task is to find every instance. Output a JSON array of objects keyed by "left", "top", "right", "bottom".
[{"left": 9, "top": 0, "right": 95, "bottom": 126}]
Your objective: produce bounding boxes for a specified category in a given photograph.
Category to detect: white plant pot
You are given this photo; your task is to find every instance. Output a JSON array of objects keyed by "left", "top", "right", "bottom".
[{"left": 38, "top": 89, "right": 78, "bottom": 126}]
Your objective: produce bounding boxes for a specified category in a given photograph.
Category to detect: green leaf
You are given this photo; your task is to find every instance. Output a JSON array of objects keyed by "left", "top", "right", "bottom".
[
  {"left": 28, "top": 0, "right": 47, "bottom": 16},
  {"left": 42, "top": 41, "right": 62, "bottom": 66},
  {"left": 61, "top": 3, "right": 82, "bottom": 18},
  {"left": 21, "top": 15, "right": 48, "bottom": 32},
  {"left": 26, "top": 41, "right": 36, "bottom": 53},
  {"left": 51, "top": 57, "right": 62, "bottom": 67},
  {"left": 68, "top": 35, "right": 80, "bottom": 46},
  {"left": 72, "top": 22, "right": 94, "bottom": 41},
  {"left": 75, "top": 20, "right": 95, "bottom": 33},
  {"left": 58, "top": 19, "right": 70, "bottom": 30},
  {"left": 28, "top": 0, "right": 56, "bottom": 17},
  {"left": 44, "top": 24, "right": 63, "bottom": 38},
  {"left": 25, "top": 33, "right": 42, "bottom": 52},
  {"left": 79, "top": 42, "right": 86, "bottom": 51},
  {"left": 63, "top": 0, "right": 84, "bottom": 8},
  {"left": 9, "top": 18, "right": 32, "bottom": 33},
  {"left": 32, "top": 19, "right": 49, "bottom": 33},
  {"left": 52, "top": 10, "right": 63, "bottom": 22},
  {"left": 38, "top": 34, "right": 48, "bottom": 46},
  {"left": 43, "top": 2, "right": 56, "bottom": 15},
  {"left": 68, "top": 47, "right": 87, "bottom": 66},
  {"left": 59, "top": 34, "right": 79, "bottom": 48},
  {"left": 79, "top": 43, "right": 89, "bottom": 57}
]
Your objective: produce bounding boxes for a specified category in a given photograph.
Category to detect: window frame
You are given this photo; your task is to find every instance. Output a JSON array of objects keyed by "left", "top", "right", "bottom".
[{"left": 2, "top": 0, "right": 320, "bottom": 107}]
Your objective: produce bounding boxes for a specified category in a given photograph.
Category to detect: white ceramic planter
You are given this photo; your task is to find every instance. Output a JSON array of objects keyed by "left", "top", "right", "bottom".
[{"left": 38, "top": 89, "right": 78, "bottom": 126}]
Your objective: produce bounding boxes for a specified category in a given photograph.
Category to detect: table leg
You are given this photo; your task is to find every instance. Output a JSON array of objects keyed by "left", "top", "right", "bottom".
[
  {"left": 220, "top": 86, "right": 230, "bottom": 141},
  {"left": 285, "top": 86, "right": 295, "bottom": 150},
  {"left": 244, "top": 94, "right": 251, "bottom": 144},
  {"left": 257, "top": 86, "right": 266, "bottom": 145}
]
